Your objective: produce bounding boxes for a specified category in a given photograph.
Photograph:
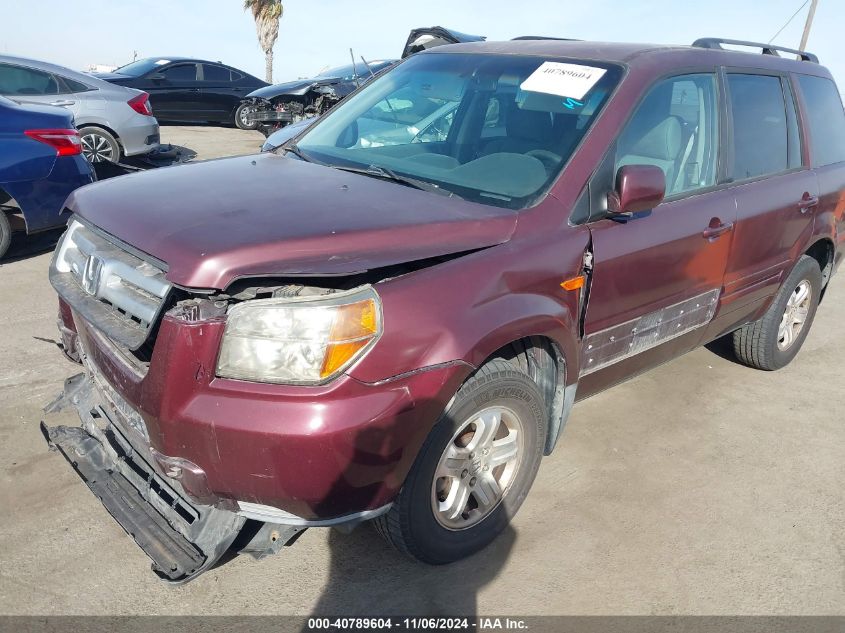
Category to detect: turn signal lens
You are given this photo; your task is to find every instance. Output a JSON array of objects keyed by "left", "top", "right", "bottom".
[
  {"left": 321, "top": 298, "right": 378, "bottom": 378},
  {"left": 560, "top": 276, "right": 585, "bottom": 291}
]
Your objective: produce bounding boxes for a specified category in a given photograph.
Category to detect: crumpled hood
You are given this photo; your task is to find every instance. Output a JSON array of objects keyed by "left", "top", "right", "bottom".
[
  {"left": 246, "top": 78, "right": 340, "bottom": 99},
  {"left": 66, "top": 154, "right": 517, "bottom": 290}
]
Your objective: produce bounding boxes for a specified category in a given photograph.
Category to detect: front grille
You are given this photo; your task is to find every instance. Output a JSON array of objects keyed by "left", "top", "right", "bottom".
[
  {"left": 50, "top": 218, "right": 172, "bottom": 351},
  {"left": 250, "top": 110, "right": 294, "bottom": 123}
]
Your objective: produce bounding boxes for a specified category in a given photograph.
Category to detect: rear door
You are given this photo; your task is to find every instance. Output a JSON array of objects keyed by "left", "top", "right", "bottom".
[
  {"left": 793, "top": 73, "right": 845, "bottom": 276},
  {"left": 579, "top": 72, "right": 734, "bottom": 395},
  {"left": 708, "top": 71, "right": 817, "bottom": 334},
  {"left": 198, "top": 64, "right": 240, "bottom": 121}
]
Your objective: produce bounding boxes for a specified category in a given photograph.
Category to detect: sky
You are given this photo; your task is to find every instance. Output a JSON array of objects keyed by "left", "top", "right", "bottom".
[{"left": 0, "top": 0, "right": 842, "bottom": 91}]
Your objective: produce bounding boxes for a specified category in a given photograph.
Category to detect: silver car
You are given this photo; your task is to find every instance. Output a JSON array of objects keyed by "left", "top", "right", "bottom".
[{"left": 0, "top": 55, "right": 160, "bottom": 163}]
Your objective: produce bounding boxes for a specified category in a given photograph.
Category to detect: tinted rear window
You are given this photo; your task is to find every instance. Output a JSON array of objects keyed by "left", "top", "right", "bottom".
[
  {"left": 727, "top": 74, "right": 790, "bottom": 181},
  {"left": 797, "top": 75, "right": 845, "bottom": 167}
]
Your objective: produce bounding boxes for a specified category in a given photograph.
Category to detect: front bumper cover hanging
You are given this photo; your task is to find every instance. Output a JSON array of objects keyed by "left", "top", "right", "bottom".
[{"left": 41, "top": 373, "right": 304, "bottom": 584}]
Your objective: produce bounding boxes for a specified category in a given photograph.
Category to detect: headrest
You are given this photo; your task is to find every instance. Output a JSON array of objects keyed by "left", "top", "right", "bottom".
[
  {"left": 507, "top": 106, "right": 553, "bottom": 142},
  {"left": 629, "top": 117, "right": 682, "bottom": 161}
]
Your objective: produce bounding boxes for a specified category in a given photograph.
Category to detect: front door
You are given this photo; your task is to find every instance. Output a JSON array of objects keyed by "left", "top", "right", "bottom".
[{"left": 579, "top": 72, "right": 732, "bottom": 396}]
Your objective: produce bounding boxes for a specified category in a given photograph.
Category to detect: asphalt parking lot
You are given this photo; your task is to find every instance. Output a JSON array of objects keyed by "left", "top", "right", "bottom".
[{"left": 0, "top": 125, "right": 842, "bottom": 616}]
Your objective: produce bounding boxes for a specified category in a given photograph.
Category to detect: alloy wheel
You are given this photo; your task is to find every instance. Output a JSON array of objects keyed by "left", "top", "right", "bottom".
[
  {"left": 81, "top": 133, "right": 115, "bottom": 163},
  {"left": 777, "top": 279, "right": 812, "bottom": 351},
  {"left": 431, "top": 405, "right": 524, "bottom": 530},
  {"left": 239, "top": 106, "right": 256, "bottom": 127}
]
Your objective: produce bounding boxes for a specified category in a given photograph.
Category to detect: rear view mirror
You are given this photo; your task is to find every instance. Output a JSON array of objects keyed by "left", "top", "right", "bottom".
[
  {"left": 608, "top": 164, "right": 666, "bottom": 216},
  {"left": 148, "top": 73, "right": 166, "bottom": 81}
]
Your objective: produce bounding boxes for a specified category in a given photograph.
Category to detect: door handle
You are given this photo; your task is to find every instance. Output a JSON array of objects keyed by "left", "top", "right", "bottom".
[
  {"left": 188, "top": 88, "right": 200, "bottom": 92},
  {"left": 702, "top": 218, "right": 734, "bottom": 240},
  {"left": 798, "top": 192, "right": 819, "bottom": 214},
  {"left": 50, "top": 99, "right": 75, "bottom": 107}
]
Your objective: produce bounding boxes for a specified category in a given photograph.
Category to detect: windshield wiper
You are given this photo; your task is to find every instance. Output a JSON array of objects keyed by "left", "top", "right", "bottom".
[
  {"left": 333, "top": 164, "right": 461, "bottom": 199},
  {"left": 281, "top": 144, "right": 315, "bottom": 163}
]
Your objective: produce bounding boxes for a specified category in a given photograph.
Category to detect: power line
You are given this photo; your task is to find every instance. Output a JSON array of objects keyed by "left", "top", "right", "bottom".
[{"left": 768, "top": 0, "right": 810, "bottom": 43}]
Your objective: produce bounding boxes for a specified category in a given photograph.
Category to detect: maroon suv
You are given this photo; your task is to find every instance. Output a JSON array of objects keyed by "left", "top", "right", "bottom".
[{"left": 43, "top": 37, "right": 845, "bottom": 583}]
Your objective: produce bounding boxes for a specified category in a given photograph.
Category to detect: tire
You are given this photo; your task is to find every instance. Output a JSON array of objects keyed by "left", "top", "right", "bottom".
[
  {"left": 78, "top": 126, "right": 121, "bottom": 164},
  {"left": 0, "top": 211, "right": 11, "bottom": 260},
  {"left": 234, "top": 103, "right": 259, "bottom": 130},
  {"left": 374, "top": 359, "right": 547, "bottom": 564},
  {"left": 733, "top": 255, "right": 822, "bottom": 370}
]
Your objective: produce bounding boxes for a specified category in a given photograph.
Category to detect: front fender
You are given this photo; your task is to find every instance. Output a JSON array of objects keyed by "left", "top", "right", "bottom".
[{"left": 350, "top": 226, "right": 589, "bottom": 389}]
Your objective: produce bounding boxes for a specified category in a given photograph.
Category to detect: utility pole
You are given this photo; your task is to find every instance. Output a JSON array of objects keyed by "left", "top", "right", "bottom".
[{"left": 799, "top": 0, "right": 819, "bottom": 51}]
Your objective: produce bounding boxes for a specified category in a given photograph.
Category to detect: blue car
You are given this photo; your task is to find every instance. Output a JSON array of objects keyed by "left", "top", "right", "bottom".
[{"left": 0, "top": 95, "right": 94, "bottom": 258}]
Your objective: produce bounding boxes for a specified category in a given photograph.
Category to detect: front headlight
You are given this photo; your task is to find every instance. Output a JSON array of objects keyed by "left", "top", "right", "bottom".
[{"left": 216, "top": 286, "right": 382, "bottom": 385}]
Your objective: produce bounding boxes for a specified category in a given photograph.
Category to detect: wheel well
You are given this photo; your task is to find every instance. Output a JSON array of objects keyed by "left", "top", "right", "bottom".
[
  {"left": 482, "top": 336, "right": 567, "bottom": 454},
  {"left": 77, "top": 123, "right": 122, "bottom": 146},
  {"left": 0, "top": 187, "right": 27, "bottom": 232},
  {"left": 805, "top": 239, "right": 834, "bottom": 288}
]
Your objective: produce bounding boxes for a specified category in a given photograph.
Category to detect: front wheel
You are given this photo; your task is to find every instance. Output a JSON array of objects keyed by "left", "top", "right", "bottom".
[
  {"left": 374, "top": 359, "right": 547, "bottom": 564},
  {"left": 234, "top": 103, "right": 259, "bottom": 130},
  {"left": 733, "top": 255, "right": 822, "bottom": 370}
]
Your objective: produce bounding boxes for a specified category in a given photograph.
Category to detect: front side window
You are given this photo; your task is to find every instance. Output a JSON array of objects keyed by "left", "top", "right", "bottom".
[
  {"left": 162, "top": 64, "right": 197, "bottom": 82},
  {"left": 0, "top": 63, "right": 59, "bottom": 96},
  {"left": 615, "top": 73, "right": 719, "bottom": 197},
  {"left": 297, "top": 53, "right": 622, "bottom": 209},
  {"left": 727, "top": 74, "right": 791, "bottom": 180},
  {"left": 796, "top": 74, "right": 845, "bottom": 167}
]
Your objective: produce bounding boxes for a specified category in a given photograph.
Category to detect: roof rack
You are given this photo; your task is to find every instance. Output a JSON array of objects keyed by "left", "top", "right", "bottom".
[{"left": 692, "top": 37, "right": 818, "bottom": 63}]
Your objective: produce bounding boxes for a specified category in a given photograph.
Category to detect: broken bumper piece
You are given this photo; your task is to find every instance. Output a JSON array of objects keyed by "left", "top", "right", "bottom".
[{"left": 41, "top": 373, "right": 304, "bottom": 584}]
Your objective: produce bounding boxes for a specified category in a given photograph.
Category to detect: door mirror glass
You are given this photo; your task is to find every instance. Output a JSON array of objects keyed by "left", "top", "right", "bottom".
[
  {"left": 336, "top": 121, "right": 359, "bottom": 148},
  {"left": 609, "top": 164, "right": 665, "bottom": 215}
]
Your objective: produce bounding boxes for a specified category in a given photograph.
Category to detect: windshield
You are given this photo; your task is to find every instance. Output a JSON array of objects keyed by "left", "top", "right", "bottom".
[
  {"left": 115, "top": 58, "right": 172, "bottom": 77},
  {"left": 297, "top": 53, "right": 622, "bottom": 209}
]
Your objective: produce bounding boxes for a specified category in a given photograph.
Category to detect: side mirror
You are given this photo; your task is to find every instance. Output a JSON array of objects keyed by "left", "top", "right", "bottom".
[
  {"left": 336, "top": 120, "right": 359, "bottom": 148},
  {"left": 607, "top": 164, "right": 666, "bottom": 216},
  {"left": 148, "top": 73, "right": 166, "bottom": 82}
]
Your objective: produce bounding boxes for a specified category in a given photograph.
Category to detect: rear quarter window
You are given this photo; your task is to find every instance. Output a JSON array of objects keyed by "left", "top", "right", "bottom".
[
  {"left": 796, "top": 74, "right": 845, "bottom": 167},
  {"left": 60, "top": 76, "right": 93, "bottom": 93}
]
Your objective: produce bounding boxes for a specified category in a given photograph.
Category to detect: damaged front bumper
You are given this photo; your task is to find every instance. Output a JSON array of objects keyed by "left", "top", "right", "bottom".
[{"left": 41, "top": 373, "right": 304, "bottom": 584}]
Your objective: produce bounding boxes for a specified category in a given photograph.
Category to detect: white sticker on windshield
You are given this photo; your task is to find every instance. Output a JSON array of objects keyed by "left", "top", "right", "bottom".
[
  {"left": 519, "top": 62, "right": 606, "bottom": 100},
  {"left": 155, "top": 59, "right": 170, "bottom": 66}
]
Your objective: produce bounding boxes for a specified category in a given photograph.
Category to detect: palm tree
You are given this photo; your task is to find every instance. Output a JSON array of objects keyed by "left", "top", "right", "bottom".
[{"left": 244, "top": 0, "right": 283, "bottom": 83}]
